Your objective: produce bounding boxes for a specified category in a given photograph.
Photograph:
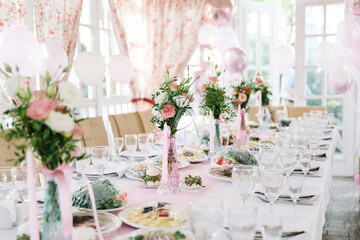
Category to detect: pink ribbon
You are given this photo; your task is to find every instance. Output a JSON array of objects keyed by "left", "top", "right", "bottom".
[
  {"left": 209, "top": 112, "right": 214, "bottom": 154},
  {"left": 237, "top": 105, "right": 241, "bottom": 140},
  {"left": 258, "top": 90, "right": 263, "bottom": 122},
  {"left": 23, "top": 149, "right": 104, "bottom": 240}
]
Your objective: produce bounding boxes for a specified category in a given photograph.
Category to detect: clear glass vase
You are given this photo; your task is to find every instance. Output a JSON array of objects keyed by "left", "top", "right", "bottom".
[
  {"left": 259, "top": 107, "right": 270, "bottom": 132},
  {"left": 42, "top": 175, "right": 65, "bottom": 240},
  {"left": 167, "top": 136, "right": 179, "bottom": 190},
  {"left": 214, "top": 119, "right": 222, "bottom": 153}
]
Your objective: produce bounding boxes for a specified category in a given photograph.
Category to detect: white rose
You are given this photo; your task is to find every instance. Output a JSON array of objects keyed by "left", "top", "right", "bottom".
[
  {"left": 58, "top": 81, "right": 82, "bottom": 103},
  {"left": 152, "top": 108, "right": 164, "bottom": 121},
  {"left": 45, "top": 111, "right": 75, "bottom": 133},
  {"left": 155, "top": 92, "right": 168, "bottom": 105},
  {"left": 173, "top": 95, "right": 188, "bottom": 108},
  {"left": 3, "top": 76, "right": 26, "bottom": 96}
]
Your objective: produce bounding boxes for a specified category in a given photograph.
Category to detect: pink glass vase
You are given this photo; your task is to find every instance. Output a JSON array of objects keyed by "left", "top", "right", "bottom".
[
  {"left": 239, "top": 109, "right": 248, "bottom": 146},
  {"left": 167, "top": 136, "right": 179, "bottom": 190}
]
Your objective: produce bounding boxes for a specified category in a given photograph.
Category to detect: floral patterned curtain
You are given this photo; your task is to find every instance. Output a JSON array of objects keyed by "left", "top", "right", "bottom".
[
  {"left": 0, "top": 0, "right": 26, "bottom": 31},
  {"left": 34, "top": 0, "right": 83, "bottom": 80},
  {"left": 109, "top": 0, "right": 206, "bottom": 98}
]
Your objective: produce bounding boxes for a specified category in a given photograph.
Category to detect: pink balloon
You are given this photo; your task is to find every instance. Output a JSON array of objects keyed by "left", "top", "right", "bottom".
[
  {"left": 204, "top": 0, "right": 234, "bottom": 26},
  {"left": 223, "top": 47, "right": 248, "bottom": 73},
  {"left": 40, "top": 41, "right": 68, "bottom": 81},
  {"left": 108, "top": 54, "right": 133, "bottom": 84},
  {"left": 345, "top": 0, "right": 360, "bottom": 16},
  {"left": 328, "top": 75, "right": 354, "bottom": 94},
  {"left": 336, "top": 17, "right": 360, "bottom": 49},
  {"left": 349, "top": 48, "right": 360, "bottom": 69}
]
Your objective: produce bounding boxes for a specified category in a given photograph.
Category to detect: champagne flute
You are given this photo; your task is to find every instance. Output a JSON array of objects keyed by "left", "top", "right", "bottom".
[
  {"left": 91, "top": 146, "right": 109, "bottom": 180},
  {"left": 188, "top": 199, "right": 224, "bottom": 240},
  {"left": 232, "top": 165, "right": 258, "bottom": 204},
  {"left": 228, "top": 204, "right": 257, "bottom": 240},
  {"left": 262, "top": 169, "right": 283, "bottom": 215},
  {"left": 115, "top": 137, "right": 124, "bottom": 160},
  {"left": 300, "top": 155, "right": 311, "bottom": 176},
  {"left": 287, "top": 176, "right": 303, "bottom": 214},
  {"left": 125, "top": 134, "right": 137, "bottom": 164},
  {"left": 261, "top": 215, "right": 283, "bottom": 240}
]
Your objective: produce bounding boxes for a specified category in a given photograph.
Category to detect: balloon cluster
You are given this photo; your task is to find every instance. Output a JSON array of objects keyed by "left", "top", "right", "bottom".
[
  {"left": 0, "top": 25, "right": 133, "bottom": 88},
  {"left": 198, "top": 0, "right": 248, "bottom": 75},
  {"left": 313, "top": 2, "right": 360, "bottom": 94}
]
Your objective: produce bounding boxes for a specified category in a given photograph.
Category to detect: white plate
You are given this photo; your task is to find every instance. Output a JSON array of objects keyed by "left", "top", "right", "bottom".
[
  {"left": 121, "top": 151, "right": 158, "bottom": 159},
  {"left": 115, "top": 229, "right": 193, "bottom": 240},
  {"left": 118, "top": 205, "right": 187, "bottom": 230},
  {"left": 181, "top": 157, "right": 208, "bottom": 163},
  {"left": 206, "top": 167, "right": 232, "bottom": 182},
  {"left": 77, "top": 200, "right": 130, "bottom": 213},
  {"left": 150, "top": 159, "right": 191, "bottom": 169},
  {"left": 125, "top": 170, "right": 143, "bottom": 181},
  {"left": 85, "top": 163, "right": 121, "bottom": 176}
]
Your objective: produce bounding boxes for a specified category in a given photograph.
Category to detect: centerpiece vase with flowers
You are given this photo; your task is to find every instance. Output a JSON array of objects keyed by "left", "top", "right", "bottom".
[
  {"left": 151, "top": 70, "right": 197, "bottom": 193},
  {"left": 231, "top": 78, "right": 256, "bottom": 146},
  {"left": 200, "top": 66, "right": 235, "bottom": 154},
  {"left": 254, "top": 73, "right": 272, "bottom": 132},
  {"left": 0, "top": 66, "right": 86, "bottom": 240}
]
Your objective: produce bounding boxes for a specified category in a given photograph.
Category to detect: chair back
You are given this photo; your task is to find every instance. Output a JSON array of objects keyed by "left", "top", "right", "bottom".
[
  {"left": 248, "top": 106, "right": 284, "bottom": 123},
  {"left": 137, "top": 110, "right": 156, "bottom": 133},
  {"left": 78, "top": 117, "right": 109, "bottom": 147},
  {"left": 287, "top": 106, "right": 326, "bottom": 119},
  {"left": 109, "top": 112, "right": 145, "bottom": 138},
  {"left": 0, "top": 134, "right": 21, "bottom": 167}
]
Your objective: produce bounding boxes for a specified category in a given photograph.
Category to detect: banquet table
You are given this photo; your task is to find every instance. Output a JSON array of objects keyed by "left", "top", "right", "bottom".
[{"left": 1, "top": 126, "right": 341, "bottom": 240}]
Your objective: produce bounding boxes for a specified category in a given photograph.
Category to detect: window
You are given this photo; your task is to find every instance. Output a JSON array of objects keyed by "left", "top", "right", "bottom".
[
  {"left": 236, "top": 0, "right": 280, "bottom": 104},
  {"left": 296, "top": 0, "right": 355, "bottom": 176},
  {"left": 68, "top": 0, "right": 133, "bottom": 118}
]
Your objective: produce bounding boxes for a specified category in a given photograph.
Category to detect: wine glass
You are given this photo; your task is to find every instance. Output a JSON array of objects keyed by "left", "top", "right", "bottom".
[
  {"left": 138, "top": 133, "right": 149, "bottom": 154},
  {"left": 188, "top": 198, "right": 224, "bottom": 240},
  {"left": 308, "top": 138, "right": 319, "bottom": 162},
  {"left": 232, "top": 165, "right": 258, "bottom": 203},
  {"left": 299, "top": 155, "right": 311, "bottom": 177},
  {"left": 10, "top": 167, "right": 28, "bottom": 202},
  {"left": 125, "top": 134, "right": 138, "bottom": 164},
  {"left": 262, "top": 169, "right": 283, "bottom": 215},
  {"left": 91, "top": 146, "right": 109, "bottom": 180},
  {"left": 114, "top": 137, "right": 124, "bottom": 163},
  {"left": 259, "top": 148, "right": 277, "bottom": 171},
  {"left": 287, "top": 176, "right": 303, "bottom": 214},
  {"left": 0, "top": 167, "right": 15, "bottom": 200},
  {"left": 261, "top": 215, "right": 283, "bottom": 240},
  {"left": 282, "top": 150, "right": 297, "bottom": 177},
  {"left": 76, "top": 147, "right": 91, "bottom": 177},
  {"left": 228, "top": 203, "right": 257, "bottom": 240}
]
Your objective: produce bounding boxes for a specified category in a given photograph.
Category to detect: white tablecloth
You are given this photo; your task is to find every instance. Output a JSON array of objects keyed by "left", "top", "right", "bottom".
[{"left": 1, "top": 127, "right": 340, "bottom": 240}]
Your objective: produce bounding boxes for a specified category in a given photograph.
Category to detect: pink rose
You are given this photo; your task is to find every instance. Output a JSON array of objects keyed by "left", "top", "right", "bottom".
[
  {"left": 182, "top": 93, "right": 195, "bottom": 103},
  {"left": 170, "top": 82, "right": 179, "bottom": 91},
  {"left": 202, "top": 84, "right": 208, "bottom": 91},
  {"left": 209, "top": 76, "right": 218, "bottom": 84},
  {"left": 232, "top": 90, "right": 238, "bottom": 96},
  {"left": 238, "top": 93, "right": 247, "bottom": 102},
  {"left": 234, "top": 99, "right": 241, "bottom": 106},
  {"left": 72, "top": 124, "right": 84, "bottom": 137},
  {"left": 255, "top": 77, "right": 263, "bottom": 85},
  {"left": 32, "top": 90, "right": 47, "bottom": 101},
  {"left": 70, "top": 147, "right": 80, "bottom": 158},
  {"left": 26, "top": 98, "right": 56, "bottom": 121},
  {"left": 161, "top": 104, "right": 175, "bottom": 119}
]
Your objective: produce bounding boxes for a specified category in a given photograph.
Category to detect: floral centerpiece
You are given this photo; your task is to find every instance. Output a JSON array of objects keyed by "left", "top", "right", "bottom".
[
  {"left": 231, "top": 78, "right": 256, "bottom": 146},
  {"left": 254, "top": 73, "right": 272, "bottom": 131},
  {"left": 0, "top": 66, "right": 85, "bottom": 239},
  {"left": 151, "top": 70, "right": 197, "bottom": 192},
  {"left": 200, "top": 66, "right": 235, "bottom": 153}
]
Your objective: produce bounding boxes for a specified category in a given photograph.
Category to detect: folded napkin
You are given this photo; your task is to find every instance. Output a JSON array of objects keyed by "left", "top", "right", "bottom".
[
  {"left": 0, "top": 200, "right": 16, "bottom": 229},
  {"left": 294, "top": 166, "right": 320, "bottom": 172}
]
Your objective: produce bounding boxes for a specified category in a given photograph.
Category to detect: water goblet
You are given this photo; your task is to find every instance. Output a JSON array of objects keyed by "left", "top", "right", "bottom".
[
  {"left": 232, "top": 165, "right": 258, "bottom": 204},
  {"left": 11, "top": 168, "right": 29, "bottom": 202},
  {"left": 308, "top": 138, "right": 319, "bottom": 162},
  {"left": 261, "top": 215, "right": 283, "bottom": 240},
  {"left": 0, "top": 167, "right": 15, "bottom": 200},
  {"left": 228, "top": 204, "right": 257, "bottom": 240},
  {"left": 282, "top": 150, "right": 297, "bottom": 177},
  {"left": 91, "top": 146, "right": 109, "bottom": 180},
  {"left": 262, "top": 169, "right": 283, "bottom": 215},
  {"left": 138, "top": 133, "right": 149, "bottom": 154},
  {"left": 125, "top": 134, "right": 138, "bottom": 164},
  {"left": 287, "top": 176, "right": 304, "bottom": 214},
  {"left": 299, "top": 156, "right": 311, "bottom": 177},
  {"left": 76, "top": 147, "right": 91, "bottom": 176},
  {"left": 188, "top": 198, "right": 224, "bottom": 240},
  {"left": 114, "top": 137, "right": 124, "bottom": 162}
]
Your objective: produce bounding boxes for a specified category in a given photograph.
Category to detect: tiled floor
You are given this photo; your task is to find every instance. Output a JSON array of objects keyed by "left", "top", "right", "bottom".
[{"left": 322, "top": 177, "right": 360, "bottom": 240}]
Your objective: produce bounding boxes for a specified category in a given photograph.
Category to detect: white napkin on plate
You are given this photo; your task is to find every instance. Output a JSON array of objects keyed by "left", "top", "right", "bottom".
[{"left": 0, "top": 200, "right": 16, "bottom": 229}]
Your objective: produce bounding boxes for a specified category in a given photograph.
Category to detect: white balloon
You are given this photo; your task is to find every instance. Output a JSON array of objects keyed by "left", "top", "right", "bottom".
[
  {"left": 198, "top": 23, "right": 219, "bottom": 48},
  {"left": 328, "top": 61, "right": 353, "bottom": 84},
  {"left": 0, "top": 25, "right": 42, "bottom": 77},
  {"left": 314, "top": 42, "right": 337, "bottom": 71},
  {"left": 39, "top": 41, "right": 68, "bottom": 81},
  {"left": 74, "top": 52, "right": 105, "bottom": 87},
  {"left": 271, "top": 46, "right": 295, "bottom": 74},
  {"left": 108, "top": 54, "right": 133, "bottom": 84},
  {"left": 214, "top": 26, "right": 239, "bottom": 54}
]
